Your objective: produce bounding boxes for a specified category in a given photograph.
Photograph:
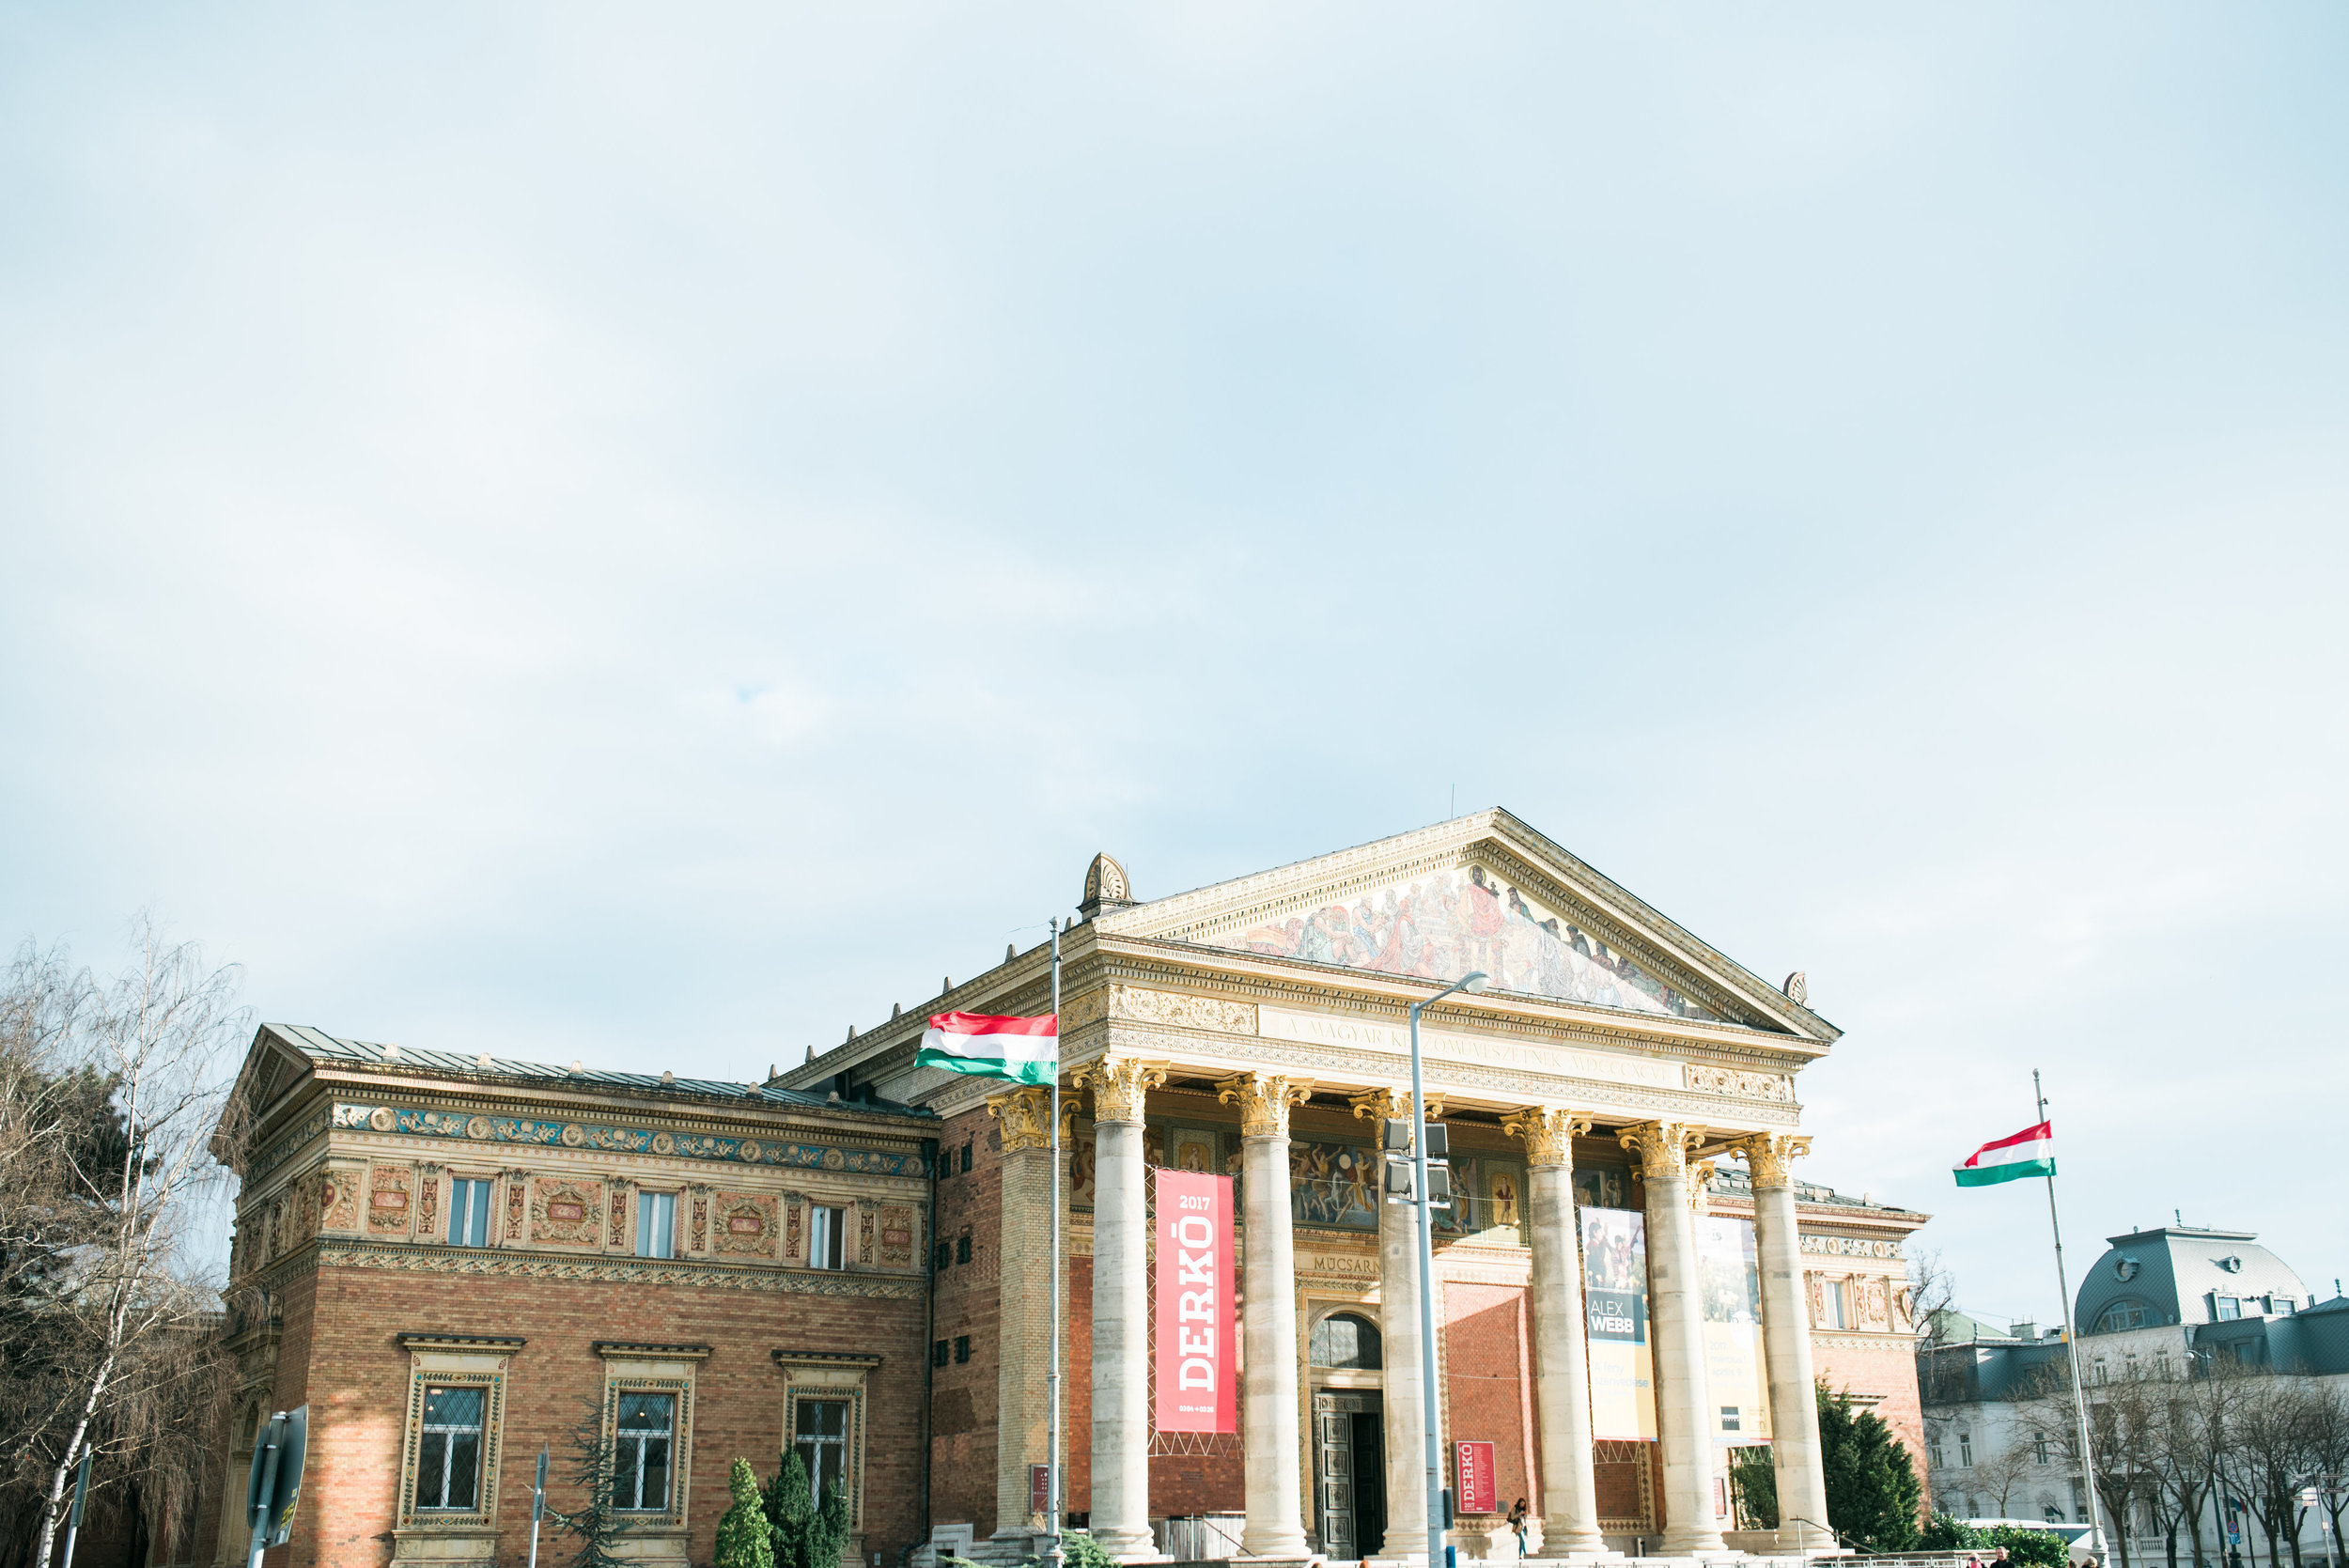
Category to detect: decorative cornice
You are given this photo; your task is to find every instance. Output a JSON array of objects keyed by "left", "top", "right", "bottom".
[
  {"left": 1215, "top": 1073, "right": 1315, "bottom": 1140},
  {"left": 1501, "top": 1107, "right": 1592, "bottom": 1171},
  {"left": 772, "top": 1349, "right": 884, "bottom": 1370},
  {"left": 321, "top": 1102, "right": 928, "bottom": 1178},
  {"left": 593, "top": 1342, "right": 711, "bottom": 1360},
  {"left": 1070, "top": 1057, "right": 1169, "bottom": 1126},
  {"left": 314, "top": 1240, "right": 926, "bottom": 1298},
  {"left": 397, "top": 1332, "right": 526, "bottom": 1351}
]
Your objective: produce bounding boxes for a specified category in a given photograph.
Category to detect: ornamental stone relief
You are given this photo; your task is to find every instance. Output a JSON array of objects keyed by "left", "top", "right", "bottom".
[
  {"left": 879, "top": 1204, "right": 915, "bottom": 1265},
  {"left": 366, "top": 1166, "right": 413, "bottom": 1236},
  {"left": 1109, "top": 985, "right": 1257, "bottom": 1035},
  {"left": 714, "top": 1192, "right": 779, "bottom": 1259},
  {"left": 1684, "top": 1064, "right": 1795, "bottom": 1102},
  {"left": 530, "top": 1177, "right": 604, "bottom": 1248},
  {"left": 1802, "top": 1234, "right": 1904, "bottom": 1259}
]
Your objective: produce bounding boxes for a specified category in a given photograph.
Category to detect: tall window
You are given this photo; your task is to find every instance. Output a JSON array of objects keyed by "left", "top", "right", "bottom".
[
  {"left": 1958, "top": 1430, "right": 1973, "bottom": 1467},
  {"left": 795, "top": 1398, "right": 850, "bottom": 1509},
  {"left": 635, "top": 1193, "right": 677, "bottom": 1259},
  {"left": 1309, "top": 1312, "right": 1382, "bottom": 1370},
  {"left": 1818, "top": 1279, "right": 1846, "bottom": 1329},
  {"left": 1928, "top": 1439, "right": 1945, "bottom": 1469},
  {"left": 614, "top": 1393, "right": 675, "bottom": 1512},
  {"left": 810, "top": 1206, "right": 846, "bottom": 1270},
  {"left": 447, "top": 1180, "right": 492, "bottom": 1248},
  {"left": 2032, "top": 1432, "right": 2049, "bottom": 1464},
  {"left": 417, "top": 1386, "right": 486, "bottom": 1511}
]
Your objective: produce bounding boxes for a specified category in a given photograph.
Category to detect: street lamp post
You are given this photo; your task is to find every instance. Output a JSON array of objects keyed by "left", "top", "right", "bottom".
[{"left": 1411, "top": 970, "right": 1486, "bottom": 1568}]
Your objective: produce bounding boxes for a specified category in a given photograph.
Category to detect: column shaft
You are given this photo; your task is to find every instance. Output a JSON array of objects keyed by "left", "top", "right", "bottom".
[
  {"left": 1742, "top": 1137, "right": 1831, "bottom": 1553},
  {"left": 1091, "top": 1120, "right": 1154, "bottom": 1559},
  {"left": 1626, "top": 1124, "right": 1725, "bottom": 1556},
  {"left": 1505, "top": 1108, "right": 1605, "bottom": 1558},
  {"left": 1241, "top": 1132, "right": 1309, "bottom": 1558}
]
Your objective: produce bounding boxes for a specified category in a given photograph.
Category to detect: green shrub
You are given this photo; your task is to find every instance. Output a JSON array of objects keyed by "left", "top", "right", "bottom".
[
  {"left": 1818, "top": 1383, "right": 1922, "bottom": 1552},
  {"left": 1921, "top": 1514, "right": 1987, "bottom": 1551},
  {"left": 1983, "top": 1526, "right": 2069, "bottom": 1568},
  {"left": 1058, "top": 1532, "right": 1116, "bottom": 1568},
  {"left": 719, "top": 1460, "right": 778, "bottom": 1568}
]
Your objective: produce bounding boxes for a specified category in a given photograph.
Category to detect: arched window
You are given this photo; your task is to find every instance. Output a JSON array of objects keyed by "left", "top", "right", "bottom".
[
  {"left": 1310, "top": 1312, "right": 1383, "bottom": 1370},
  {"left": 2095, "top": 1300, "right": 2148, "bottom": 1333}
]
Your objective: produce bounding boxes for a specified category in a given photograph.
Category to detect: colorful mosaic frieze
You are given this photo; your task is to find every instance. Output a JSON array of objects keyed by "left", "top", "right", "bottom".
[{"left": 328, "top": 1103, "right": 928, "bottom": 1176}]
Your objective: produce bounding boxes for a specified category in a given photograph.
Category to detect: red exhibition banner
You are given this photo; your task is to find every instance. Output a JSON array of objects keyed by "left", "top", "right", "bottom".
[
  {"left": 1153, "top": 1170, "right": 1236, "bottom": 1434},
  {"left": 1455, "top": 1441, "right": 1498, "bottom": 1514}
]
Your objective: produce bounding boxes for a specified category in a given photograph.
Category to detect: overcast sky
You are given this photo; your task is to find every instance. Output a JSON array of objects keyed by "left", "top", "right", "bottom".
[{"left": 4, "top": 4, "right": 2344, "bottom": 1324}]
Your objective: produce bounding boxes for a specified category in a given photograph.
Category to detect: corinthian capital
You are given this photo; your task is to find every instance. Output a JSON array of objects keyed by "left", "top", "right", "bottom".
[
  {"left": 986, "top": 1085, "right": 1053, "bottom": 1153},
  {"left": 1070, "top": 1056, "right": 1169, "bottom": 1126},
  {"left": 1617, "top": 1120, "right": 1703, "bottom": 1178},
  {"left": 1687, "top": 1159, "right": 1718, "bottom": 1212},
  {"left": 1501, "top": 1106, "right": 1592, "bottom": 1171},
  {"left": 1216, "top": 1072, "right": 1315, "bottom": 1140},
  {"left": 1731, "top": 1132, "right": 1812, "bottom": 1190},
  {"left": 1346, "top": 1086, "right": 1445, "bottom": 1126}
]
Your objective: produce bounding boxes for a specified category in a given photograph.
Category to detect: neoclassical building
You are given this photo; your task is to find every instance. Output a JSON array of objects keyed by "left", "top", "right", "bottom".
[{"left": 196, "top": 812, "right": 1924, "bottom": 1568}]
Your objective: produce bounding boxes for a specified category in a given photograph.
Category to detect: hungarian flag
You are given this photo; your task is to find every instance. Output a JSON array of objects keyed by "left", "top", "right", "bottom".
[
  {"left": 917, "top": 1012, "right": 1058, "bottom": 1085},
  {"left": 1954, "top": 1122, "right": 2055, "bottom": 1187}
]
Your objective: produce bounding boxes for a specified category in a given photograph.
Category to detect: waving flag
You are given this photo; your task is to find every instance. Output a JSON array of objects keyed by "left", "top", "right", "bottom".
[
  {"left": 1954, "top": 1121, "right": 2055, "bottom": 1187},
  {"left": 918, "top": 1012, "right": 1058, "bottom": 1085}
]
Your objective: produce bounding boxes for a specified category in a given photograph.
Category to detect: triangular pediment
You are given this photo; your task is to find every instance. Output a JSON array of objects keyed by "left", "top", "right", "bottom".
[{"left": 1098, "top": 810, "right": 1833, "bottom": 1039}]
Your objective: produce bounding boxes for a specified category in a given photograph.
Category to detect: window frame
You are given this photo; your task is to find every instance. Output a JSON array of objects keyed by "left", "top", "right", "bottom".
[
  {"left": 594, "top": 1343, "right": 705, "bottom": 1538},
  {"left": 614, "top": 1390, "right": 677, "bottom": 1513},
  {"left": 809, "top": 1205, "right": 847, "bottom": 1270},
  {"left": 635, "top": 1191, "right": 678, "bottom": 1260},
  {"left": 416, "top": 1384, "right": 489, "bottom": 1512},
  {"left": 794, "top": 1396, "right": 853, "bottom": 1512},
  {"left": 446, "top": 1177, "right": 495, "bottom": 1249},
  {"left": 394, "top": 1334, "right": 521, "bottom": 1542},
  {"left": 774, "top": 1350, "right": 880, "bottom": 1551}
]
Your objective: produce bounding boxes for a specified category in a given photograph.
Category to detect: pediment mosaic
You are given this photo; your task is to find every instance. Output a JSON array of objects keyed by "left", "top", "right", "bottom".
[{"left": 1213, "top": 862, "right": 1716, "bottom": 1021}]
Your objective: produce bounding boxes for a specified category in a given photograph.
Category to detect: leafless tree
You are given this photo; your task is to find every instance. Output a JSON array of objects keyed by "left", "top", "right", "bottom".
[
  {"left": 2220, "top": 1373, "right": 2319, "bottom": 1568},
  {"left": 2297, "top": 1383, "right": 2349, "bottom": 1568},
  {"left": 0, "top": 920, "right": 249, "bottom": 1568}
]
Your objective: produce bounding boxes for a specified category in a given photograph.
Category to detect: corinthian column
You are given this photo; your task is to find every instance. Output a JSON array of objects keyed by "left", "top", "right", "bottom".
[
  {"left": 1218, "top": 1071, "right": 1315, "bottom": 1560},
  {"left": 1501, "top": 1107, "right": 1606, "bottom": 1559},
  {"left": 1619, "top": 1122, "right": 1725, "bottom": 1557},
  {"left": 1071, "top": 1058, "right": 1171, "bottom": 1562},
  {"left": 1735, "top": 1133, "right": 1829, "bottom": 1552},
  {"left": 1350, "top": 1088, "right": 1443, "bottom": 1564},
  {"left": 988, "top": 1086, "right": 1055, "bottom": 1549}
]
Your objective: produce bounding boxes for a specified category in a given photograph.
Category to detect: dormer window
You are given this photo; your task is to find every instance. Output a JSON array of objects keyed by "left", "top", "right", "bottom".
[{"left": 2217, "top": 1255, "right": 2244, "bottom": 1273}]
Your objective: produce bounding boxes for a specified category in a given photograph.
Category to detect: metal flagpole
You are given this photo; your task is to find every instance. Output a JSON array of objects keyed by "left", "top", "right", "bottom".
[
  {"left": 2038, "top": 1070, "right": 2108, "bottom": 1558},
  {"left": 1045, "top": 918, "right": 1065, "bottom": 1568}
]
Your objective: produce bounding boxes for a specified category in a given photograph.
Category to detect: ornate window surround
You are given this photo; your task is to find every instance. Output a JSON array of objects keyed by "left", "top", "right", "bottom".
[
  {"left": 594, "top": 1342, "right": 708, "bottom": 1562},
  {"left": 772, "top": 1350, "right": 882, "bottom": 1552},
  {"left": 392, "top": 1333, "right": 523, "bottom": 1563}
]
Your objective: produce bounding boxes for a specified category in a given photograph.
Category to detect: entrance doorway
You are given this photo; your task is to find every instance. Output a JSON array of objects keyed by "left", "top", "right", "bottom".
[{"left": 1312, "top": 1389, "right": 1387, "bottom": 1560}]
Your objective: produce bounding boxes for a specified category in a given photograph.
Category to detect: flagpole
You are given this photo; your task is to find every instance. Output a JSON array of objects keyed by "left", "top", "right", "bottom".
[
  {"left": 1046, "top": 918, "right": 1065, "bottom": 1568},
  {"left": 2038, "top": 1069, "right": 2108, "bottom": 1557}
]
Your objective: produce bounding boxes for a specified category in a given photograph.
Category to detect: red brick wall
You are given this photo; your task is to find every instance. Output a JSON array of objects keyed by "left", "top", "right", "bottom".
[
  {"left": 1439, "top": 1282, "right": 1537, "bottom": 1524},
  {"left": 251, "top": 1263, "right": 927, "bottom": 1568},
  {"left": 928, "top": 1106, "right": 1003, "bottom": 1539},
  {"left": 1813, "top": 1337, "right": 1929, "bottom": 1496}
]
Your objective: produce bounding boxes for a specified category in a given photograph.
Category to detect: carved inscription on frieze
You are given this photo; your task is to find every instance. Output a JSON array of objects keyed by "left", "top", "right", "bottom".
[{"left": 1110, "top": 986, "right": 1258, "bottom": 1034}]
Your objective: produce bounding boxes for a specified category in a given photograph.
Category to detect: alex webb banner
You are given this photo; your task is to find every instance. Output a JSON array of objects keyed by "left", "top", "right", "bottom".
[{"left": 1153, "top": 1169, "right": 1236, "bottom": 1434}]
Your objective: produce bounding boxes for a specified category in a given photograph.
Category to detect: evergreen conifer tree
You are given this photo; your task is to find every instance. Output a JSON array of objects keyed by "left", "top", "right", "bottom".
[
  {"left": 765, "top": 1450, "right": 817, "bottom": 1568},
  {"left": 1818, "top": 1382, "right": 1924, "bottom": 1551},
  {"left": 720, "top": 1460, "right": 779, "bottom": 1568}
]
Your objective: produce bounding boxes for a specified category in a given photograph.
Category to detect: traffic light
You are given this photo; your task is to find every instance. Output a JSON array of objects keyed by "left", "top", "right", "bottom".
[{"left": 1380, "top": 1116, "right": 1451, "bottom": 1208}]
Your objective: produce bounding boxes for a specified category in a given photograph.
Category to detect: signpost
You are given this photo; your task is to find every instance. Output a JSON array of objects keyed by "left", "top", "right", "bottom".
[
  {"left": 58, "top": 1449, "right": 94, "bottom": 1568},
  {"left": 529, "top": 1448, "right": 550, "bottom": 1568},
  {"left": 244, "top": 1406, "right": 309, "bottom": 1568}
]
